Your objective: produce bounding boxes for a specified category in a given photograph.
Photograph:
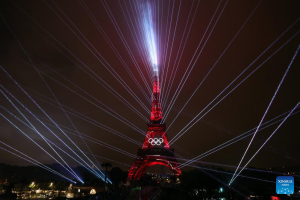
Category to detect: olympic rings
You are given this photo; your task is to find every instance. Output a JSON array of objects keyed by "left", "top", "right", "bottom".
[{"left": 148, "top": 138, "right": 164, "bottom": 145}]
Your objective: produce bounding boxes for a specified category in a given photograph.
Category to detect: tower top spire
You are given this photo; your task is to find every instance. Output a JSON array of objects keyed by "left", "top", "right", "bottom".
[
  {"left": 127, "top": 71, "right": 182, "bottom": 181},
  {"left": 150, "top": 75, "right": 163, "bottom": 124}
]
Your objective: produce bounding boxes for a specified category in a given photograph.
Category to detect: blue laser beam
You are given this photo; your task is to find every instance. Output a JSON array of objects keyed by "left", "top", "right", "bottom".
[
  {"left": 230, "top": 44, "right": 300, "bottom": 184},
  {"left": 161, "top": 0, "right": 222, "bottom": 107},
  {"left": 165, "top": 11, "right": 299, "bottom": 123},
  {"left": 161, "top": 0, "right": 183, "bottom": 106},
  {"left": 79, "top": 1, "right": 151, "bottom": 100},
  {"left": 160, "top": 0, "right": 176, "bottom": 99},
  {"left": 0, "top": 145, "right": 76, "bottom": 183},
  {"left": 1, "top": 11, "right": 105, "bottom": 179},
  {"left": 166, "top": 0, "right": 262, "bottom": 130},
  {"left": 181, "top": 156, "right": 297, "bottom": 187},
  {"left": 169, "top": 29, "right": 300, "bottom": 145},
  {"left": 39, "top": 136, "right": 111, "bottom": 182},
  {"left": 47, "top": 139, "right": 131, "bottom": 168},
  {"left": 0, "top": 111, "right": 83, "bottom": 182},
  {"left": 0, "top": 84, "right": 103, "bottom": 181},
  {"left": 8, "top": 1, "right": 151, "bottom": 112},
  {"left": 131, "top": 0, "right": 157, "bottom": 80},
  {"left": 1, "top": 96, "right": 142, "bottom": 147},
  {"left": 1, "top": 63, "right": 145, "bottom": 135},
  {"left": 101, "top": 0, "right": 153, "bottom": 93},
  {"left": 0, "top": 87, "right": 84, "bottom": 181},
  {"left": 193, "top": 165, "right": 247, "bottom": 198},
  {"left": 190, "top": 164, "right": 276, "bottom": 184},
  {"left": 80, "top": 0, "right": 153, "bottom": 105},
  {"left": 119, "top": 0, "right": 154, "bottom": 84},
  {"left": 230, "top": 101, "right": 300, "bottom": 184},
  {"left": 162, "top": 0, "right": 199, "bottom": 110},
  {"left": 141, "top": 0, "right": 158, "bottom": 72},
  {"left": 1, "top": 110, "right": 104, "bottom": 181},
  {"left": 179, "top": 107, "right": 300, "bottom": 168},
  {"left": 1, "top": 106, "right": 138, "bottom": 159},
  {"left": 163, "top": 0, "right": 228, "bottom": 118},
  {"left": 0, "top": 78, "right": 143, "bottom": 145},
  {"left": 45, "top": 0, "right": 152, "bottom": 98}
]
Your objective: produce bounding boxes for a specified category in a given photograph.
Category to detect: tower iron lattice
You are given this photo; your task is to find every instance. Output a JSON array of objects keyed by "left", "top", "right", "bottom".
[{"left": 127, "top": 76, "right": 181, "bottom": 180}]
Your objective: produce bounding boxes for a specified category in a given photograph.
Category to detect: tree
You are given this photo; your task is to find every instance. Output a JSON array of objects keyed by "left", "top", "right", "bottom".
[{"left": 108, "top": 167, "right": 127, "bottom": 187}]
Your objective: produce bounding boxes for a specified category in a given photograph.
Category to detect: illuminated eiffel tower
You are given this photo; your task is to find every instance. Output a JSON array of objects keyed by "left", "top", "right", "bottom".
[{"left": 128, "top": 75, "right": 181, "bottom": 180}]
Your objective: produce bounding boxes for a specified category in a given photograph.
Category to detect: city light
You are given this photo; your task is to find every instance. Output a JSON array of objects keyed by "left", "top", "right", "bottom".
[{"left": 90, "top": 189, "right": 96, "bottom": 195}]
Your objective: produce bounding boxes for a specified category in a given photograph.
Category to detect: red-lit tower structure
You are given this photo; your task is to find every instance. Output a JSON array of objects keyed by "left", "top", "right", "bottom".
[{"left": 128, "top": 75, "right": 181, "bottom": 180}]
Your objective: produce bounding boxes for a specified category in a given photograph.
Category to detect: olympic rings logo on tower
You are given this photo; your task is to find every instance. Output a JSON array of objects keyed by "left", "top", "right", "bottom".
[{"left": 148, "top": 138, "right": 164, "bottom": 145}]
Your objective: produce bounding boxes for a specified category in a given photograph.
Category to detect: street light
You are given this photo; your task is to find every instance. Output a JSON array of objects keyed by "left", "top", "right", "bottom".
[
  {"left": 101, "top": 162, "right": 112, "bottom": 200},
  {"left": 90, "top": 189, "right": 96, "bottom": 195},
  {"left": 219, "top": 187, "right": 223, "bottom": 193},
  {"left": 29, "top": 182, "right": 35, "bottom": 188}
]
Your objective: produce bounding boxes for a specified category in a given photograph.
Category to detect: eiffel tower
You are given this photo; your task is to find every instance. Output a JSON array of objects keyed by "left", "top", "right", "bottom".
[{"left": 128, "top": 75, "right": 181, "bottom": 180}]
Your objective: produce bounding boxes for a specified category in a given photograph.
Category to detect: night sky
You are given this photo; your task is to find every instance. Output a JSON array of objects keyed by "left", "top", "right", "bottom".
[{"left": 0, "top": 0, "right": 300, "bottom": 177}]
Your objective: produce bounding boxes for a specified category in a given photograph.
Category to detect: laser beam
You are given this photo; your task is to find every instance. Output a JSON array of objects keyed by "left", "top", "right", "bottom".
[
  {"left": 169, "top": 28, "right": 300, "bottom": 145},
  {"left": 0, "top": 84, "right": 103, "bottom": 181},
  {"left": 179, "top": 107, "right": 300, "bottom": 168},
  {"left": 230, "top": 101, "right": 300, "bottom": 184},
  {"left": 166, "top": 0, "right": 262, "bottom": 130},
  {"left": 0, "top": 144, "right": 76, "bottom": 183},
  {"left": 230, "top": 45, "right": 300, "bottom": 183}
]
